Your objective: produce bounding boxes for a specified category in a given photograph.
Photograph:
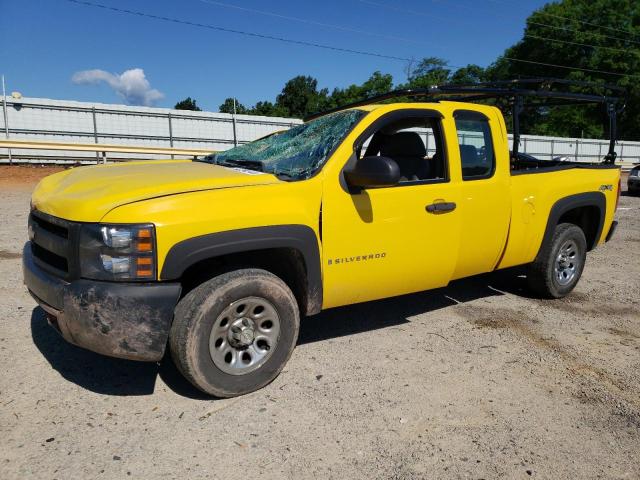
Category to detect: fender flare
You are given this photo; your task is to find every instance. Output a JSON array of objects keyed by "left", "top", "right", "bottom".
[
  {"left": 538, "top": 192, "right": 606, "bottom": 255},
  {"left": 160, "top": 225, "right": 322, "bottom": 315}
]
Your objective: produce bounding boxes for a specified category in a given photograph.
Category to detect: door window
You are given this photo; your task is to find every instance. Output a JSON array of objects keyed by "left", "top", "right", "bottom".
[
  {"left": 454, "top": 112, "right": 495, "bottom": 180},
  {"left": 355, "top": 116, "right": 447, "bottom": 183}
]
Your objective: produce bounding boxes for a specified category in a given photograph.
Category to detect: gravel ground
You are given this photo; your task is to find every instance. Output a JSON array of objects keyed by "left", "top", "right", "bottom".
[{"left": 1, "top": 168, "right": 639, "bottom": 479}]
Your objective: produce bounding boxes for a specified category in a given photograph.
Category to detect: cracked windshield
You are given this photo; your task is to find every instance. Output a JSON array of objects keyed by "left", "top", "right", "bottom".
[{"left": 209, "top": 109, "right": 365, "bottom": 179}]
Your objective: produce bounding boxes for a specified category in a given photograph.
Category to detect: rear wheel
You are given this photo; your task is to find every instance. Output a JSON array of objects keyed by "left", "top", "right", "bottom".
[
  {"left": 527, "top": 223, "right": 587, "bottom": 299},
  {"left": 169, "top": 269, "right": 300, "bottom": 398}
]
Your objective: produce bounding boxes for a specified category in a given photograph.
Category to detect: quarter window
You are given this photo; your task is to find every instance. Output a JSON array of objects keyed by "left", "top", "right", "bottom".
[{"left": 454, "top": 113, "right": 495, "bottom": 180}]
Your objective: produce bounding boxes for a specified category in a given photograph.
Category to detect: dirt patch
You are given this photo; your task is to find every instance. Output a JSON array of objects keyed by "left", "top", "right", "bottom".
[
  {"left": 608, "top": 327, "right": 640, "bottom": 340},
  {"left": 457, "top": 303, "right": 640, "bottom": 418},
  {"left": 0, "top": 250, "right": 22, "bottom": 260},
  {"left": 468, "top": 317, "right": 509, "bottom": 329},
  {"left": 0, "top": 165, "right": 66, "bottom": 188},
  {"left": 457, "top": 305, "right": 557, "bottom": 351},
  {"left": 537, "top": 294, "right": 638, "bottom": 317}
]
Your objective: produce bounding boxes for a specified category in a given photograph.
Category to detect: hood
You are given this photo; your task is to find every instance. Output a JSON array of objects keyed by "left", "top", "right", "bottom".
[{"left": 32, "top": 160, "right": 280, "bottom": 222}]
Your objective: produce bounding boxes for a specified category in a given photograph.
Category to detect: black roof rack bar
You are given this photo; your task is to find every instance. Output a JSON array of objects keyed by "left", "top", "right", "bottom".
[
  {"left": 463, "top": 77, "right": 625, "bottom": 94},
  {"left": 305, "top": 83, "right": 621, "bottom": 121},
  {"left": 304, "top": 78, "right": 624, "bottom": 165},
  {"left": 305, "top": 88, "right": 430, "bottom": 120},
  {"left": 435, "top": 86, "right": 618, "bottom": 103}
]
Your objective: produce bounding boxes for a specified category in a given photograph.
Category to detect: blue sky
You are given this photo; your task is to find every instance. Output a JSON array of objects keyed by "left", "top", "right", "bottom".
[{"left": 0, "top": 0, "right": 548, "bottom": 111}]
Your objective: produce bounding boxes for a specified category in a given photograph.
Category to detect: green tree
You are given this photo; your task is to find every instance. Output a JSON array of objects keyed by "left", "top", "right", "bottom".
[
  {"left": 450, "top": 64, "right": 487, "bottom": 85},
  {"left": 403, "top": 57, "right": 451, "bottom": 88},
  {"left": 487, "top": 0, "right": 639, "bottom": 139},
  {"left": 174, "top": 97, "right": 202, "bottom": 111},
  {"left": 219, "top": 97, "right": 247, "bottom": 114},
  {"left": 249, "top": 101, "right": 289, "bottom": 117},
  {"left": 275, "top": 75, "right": 329, "bottom": 118},
  {"left": 327, "top": 71, "right": 393, "bottom": 109}
]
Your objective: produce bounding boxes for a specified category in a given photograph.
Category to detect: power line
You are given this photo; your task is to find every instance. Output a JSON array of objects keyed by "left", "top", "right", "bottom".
[
  {"left": 62, "top": 0, "right": 411, "bottom": 62},
  {"left": 527, "top": 21, "right": 640, "bottom": 48},
  {"left": 356, "top": 0, "right": 456, "bottom": 23},
  {"left": 433, "top": 0, "right": 640, "bottom": 53},
  {"left": 456, "top": 0, "right": 640, "bottom": 45},
  {"left": 485, "top": 0, "right": 640, "bottom": 39},
  {"left": 365, "top": 0, "right": 638, "bottom": 50},
  {"left": 538, "top": 11, "right": 640, "bottom": 39},
  {"left": 504, "top": 57, "right": 640, "bottom": 79},
  {"left": 63, "top": 0, "right": 638, "bottom": 81},
  {"left": 355, "top": 0, "right": 638, "bottom": 76},
  {"left": 194, "top": 0, "right": 431, "bottom": 48},
  {"left": 524, "top": 33, "right": 640, "bottom": 56}
]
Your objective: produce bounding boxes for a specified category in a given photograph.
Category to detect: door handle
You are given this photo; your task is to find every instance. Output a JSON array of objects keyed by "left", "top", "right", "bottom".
[{"left": 426, "top": 202, "right": 457, "bottom": 213}]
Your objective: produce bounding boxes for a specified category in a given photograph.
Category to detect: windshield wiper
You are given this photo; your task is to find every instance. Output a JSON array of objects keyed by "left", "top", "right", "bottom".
[
  {"left": 273, "top": 171, "right": 296, "bottom": 180},
  {"left": 193, "top": 154, "right": 216, "bottom": 163},
  {"left": 217, "top": 159, "right": 264, "bottom": 172},
  {"left": 273, "top": 168, "right": 312, "bottom": 181}
]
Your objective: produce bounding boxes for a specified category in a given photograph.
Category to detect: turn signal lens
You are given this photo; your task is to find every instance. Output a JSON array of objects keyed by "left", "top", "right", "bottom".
[{"left": 136, "top": 257, "right": 154, "bottom": 277}]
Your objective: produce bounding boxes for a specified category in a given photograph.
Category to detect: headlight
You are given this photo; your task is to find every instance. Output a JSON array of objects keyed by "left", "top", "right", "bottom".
[
  {"left": 79, "top": 224, "right": 157, "bottom": 281},
  {"left": 631, "top": 169, "right": 640, "bottom": 177}
]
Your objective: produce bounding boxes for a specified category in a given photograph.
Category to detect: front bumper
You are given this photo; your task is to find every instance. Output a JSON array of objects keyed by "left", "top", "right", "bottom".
[
  {"left": 23, "top": 242, "right": 181, "bottom": 361},
  {"left": 628, "top": 177, "right": 639, "bottom": 191}
]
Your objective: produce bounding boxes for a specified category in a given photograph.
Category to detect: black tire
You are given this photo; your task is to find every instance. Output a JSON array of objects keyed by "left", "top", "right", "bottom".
[
  {"left": 169, "top": 268, "right": 300, "bottom": 398},
  {"left": 526, "top": 223, "right": 587, "bottom": 299}
]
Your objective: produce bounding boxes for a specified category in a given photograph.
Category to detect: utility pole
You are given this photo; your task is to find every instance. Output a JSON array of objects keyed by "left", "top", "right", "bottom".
[
  {"left": 232, "top": 97, "right": 238, "bottom": 147},
  {"left": 91, "top": 106, "right": 100, "bottom": 163},
  {"left": 1, "top": 75, "right": 11, "bottom": 165}
]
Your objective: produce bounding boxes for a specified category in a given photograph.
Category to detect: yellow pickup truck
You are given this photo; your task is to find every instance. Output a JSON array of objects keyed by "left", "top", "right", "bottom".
[{"left": 23, "top": 81, "right": 622, "bottom": 397}]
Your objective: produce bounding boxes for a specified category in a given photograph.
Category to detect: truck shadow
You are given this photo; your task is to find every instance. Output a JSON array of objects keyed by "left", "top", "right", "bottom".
[
  {"left": 30, "top": 309, "right": 212, "bottom": 399},
  {"left": 30, "top": 267, "right": 528, "bottom": 399},
  {"left": 298, "top": 266, "right": 529, "bottom": 345}
]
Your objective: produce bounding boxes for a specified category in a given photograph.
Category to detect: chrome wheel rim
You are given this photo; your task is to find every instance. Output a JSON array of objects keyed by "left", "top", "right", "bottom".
[
  {"left": 555, "top": 240, "right": 579, "bottom": 286},
  {"left": 209, "top": 296, "right": 281, "bottom": 375}
]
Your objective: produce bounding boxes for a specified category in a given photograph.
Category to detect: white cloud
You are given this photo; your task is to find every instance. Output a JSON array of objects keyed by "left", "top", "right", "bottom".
[{"left": 72, "top": 68, "right": 164, "bottom": 106}]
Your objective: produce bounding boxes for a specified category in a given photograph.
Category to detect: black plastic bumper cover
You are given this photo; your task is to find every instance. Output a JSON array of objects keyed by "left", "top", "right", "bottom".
[{"left": 22, "top": 243, "right": 181, "bottom": 361}]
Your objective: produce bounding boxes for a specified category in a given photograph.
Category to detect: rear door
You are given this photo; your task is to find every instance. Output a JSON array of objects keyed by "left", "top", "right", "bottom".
[{"left": 450, "top": 109, "right": 511, "bottom": 280}]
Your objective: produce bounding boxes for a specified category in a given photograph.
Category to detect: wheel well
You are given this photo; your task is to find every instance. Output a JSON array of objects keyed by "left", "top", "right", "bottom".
[
  {"left": 557, "top": 205, "right": 601, "bottom": 250},
  {"left": 178, "top": 247, "right": 310, "bottom": 314}
]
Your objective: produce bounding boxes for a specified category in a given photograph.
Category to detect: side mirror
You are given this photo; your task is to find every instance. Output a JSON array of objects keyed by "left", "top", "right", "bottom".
[{"left": 344, "top": 156, "right": 401, "bottom": 189}]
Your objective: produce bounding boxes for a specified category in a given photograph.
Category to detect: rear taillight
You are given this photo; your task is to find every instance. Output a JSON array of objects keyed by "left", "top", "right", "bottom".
[{"left": 615, "top": 178, "right": 621, "bottom": 211}]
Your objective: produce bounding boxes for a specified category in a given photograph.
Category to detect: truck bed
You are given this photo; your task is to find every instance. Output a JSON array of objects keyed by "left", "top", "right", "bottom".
[{"left": 498, "top": 161, "right": 620, "bottom": 271}]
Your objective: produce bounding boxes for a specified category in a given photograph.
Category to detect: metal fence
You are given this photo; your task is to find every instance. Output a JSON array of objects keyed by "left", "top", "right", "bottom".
[
  {"left": 0, "top": 97, "right": 301, "bottom": 162},
  {"left": 1, "top": 96, "right": 638, "bottom": 169},
  {"left": 455, "top": 131, "right": 639, "bottom": 167}
]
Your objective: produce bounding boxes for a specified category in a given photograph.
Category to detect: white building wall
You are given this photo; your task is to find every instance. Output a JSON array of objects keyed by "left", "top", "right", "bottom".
[{"left": 0, "top": 97, "right": 301, "bottom": 161}]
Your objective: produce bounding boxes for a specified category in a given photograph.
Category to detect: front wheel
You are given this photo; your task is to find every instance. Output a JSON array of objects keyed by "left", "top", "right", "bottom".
[
  {"left": 526, "top": 223, "right": 587, "bottom": 299},
  {"left": 169, "top": 269, "right": 300, "bottom": 398}
]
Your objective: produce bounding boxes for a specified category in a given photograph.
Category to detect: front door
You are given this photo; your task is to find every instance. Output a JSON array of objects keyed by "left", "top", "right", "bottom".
[{"left": 321, "top": 110, "right": 462, "bottom": 309}]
